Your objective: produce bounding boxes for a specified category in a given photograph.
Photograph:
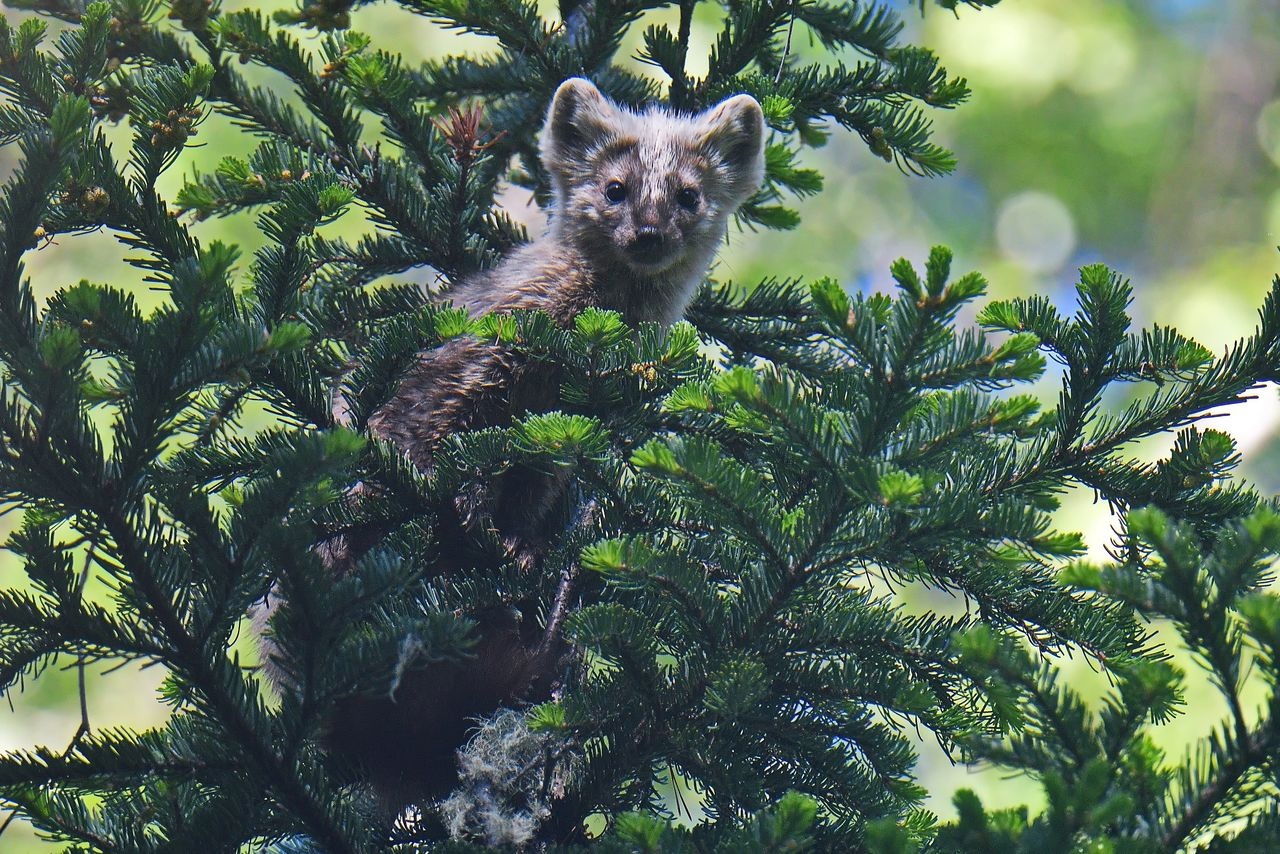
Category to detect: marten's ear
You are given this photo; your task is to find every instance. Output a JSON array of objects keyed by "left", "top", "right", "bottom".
[
  {"left": 541, "top": 78, "right": 619, "bottom": 181},
  {"left": 698, "top": 93, "right": 766, "bottom": 200}
]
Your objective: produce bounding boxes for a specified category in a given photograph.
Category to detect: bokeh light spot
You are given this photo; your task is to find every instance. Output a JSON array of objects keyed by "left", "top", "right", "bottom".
[
  {"left": 1265, "top": 189, "right": 1280, "bottom": 242},
  {"left": 932, "top": 8, "right": 1079, "bottom": 101},
  {"left": 1256, "top": 99, "right": 1280, "bottom": 168},
  {"left": 1069, "top": 24, "right": 1138, "bottom": 95},
  {"left": 995, "top": 191, "right": 1078, "bottom": 273}
]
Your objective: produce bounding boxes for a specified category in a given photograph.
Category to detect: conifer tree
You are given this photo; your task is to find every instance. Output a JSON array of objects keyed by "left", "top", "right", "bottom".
[{"left": 0, "top": 1, "right": 1277, "bottom": 851}]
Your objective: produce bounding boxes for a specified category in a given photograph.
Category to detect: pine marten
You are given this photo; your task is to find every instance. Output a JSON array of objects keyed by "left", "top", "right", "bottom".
[{"left": 259, "top": 76, "right": 766, "bottom": 812}]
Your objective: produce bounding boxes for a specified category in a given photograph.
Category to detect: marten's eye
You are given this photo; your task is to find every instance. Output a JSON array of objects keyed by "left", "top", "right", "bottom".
[
  {"left": 676, "top": 187, "right": 700, "bottom": 211},
  {"left": 604, "top": 181, "right": 627, "bottom": 204}
]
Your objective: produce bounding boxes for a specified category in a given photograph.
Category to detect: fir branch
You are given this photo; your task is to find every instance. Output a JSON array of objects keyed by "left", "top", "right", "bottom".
[{"left": 1160, "top": 727, "right": 1280, "bottom": 852}]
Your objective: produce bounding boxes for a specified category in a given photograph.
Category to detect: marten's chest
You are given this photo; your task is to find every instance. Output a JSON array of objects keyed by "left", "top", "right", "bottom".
[{"left": 473, "top": 248, "right": 690, "bottom": 328}]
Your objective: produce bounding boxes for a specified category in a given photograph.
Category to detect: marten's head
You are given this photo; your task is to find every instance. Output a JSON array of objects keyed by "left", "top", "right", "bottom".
[{"left": 540, "top": 77, "right": 765, "bottom": 277}]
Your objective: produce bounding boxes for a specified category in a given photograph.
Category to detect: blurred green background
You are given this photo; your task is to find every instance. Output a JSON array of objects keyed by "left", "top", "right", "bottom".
[{"left": 2, "top": 0, "right": 1279, "bottom": 848}]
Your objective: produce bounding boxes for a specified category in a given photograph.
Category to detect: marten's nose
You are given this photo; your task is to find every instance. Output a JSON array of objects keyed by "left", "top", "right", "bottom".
[{"left": 631, "top": 226, "right": 663, "bottom": 252}]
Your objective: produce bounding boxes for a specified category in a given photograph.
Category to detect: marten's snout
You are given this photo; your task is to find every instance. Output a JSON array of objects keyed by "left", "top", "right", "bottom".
[
  {"left": 625, "top": 224, "right": 676, "bottom": 268},
  {"left": 631, "top": 226, "right": 663, "bottom": 253}
]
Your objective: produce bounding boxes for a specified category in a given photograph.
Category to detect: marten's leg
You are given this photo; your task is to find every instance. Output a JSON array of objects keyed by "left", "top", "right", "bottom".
[{"left": 323, "top": 604, "right": 561, "bottom": 809}]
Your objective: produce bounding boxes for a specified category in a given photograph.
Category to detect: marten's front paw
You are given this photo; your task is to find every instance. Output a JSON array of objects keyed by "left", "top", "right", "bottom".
[
  {"left": 453, "top": 481, "right": 493, "bottom": 530},
  {"left": 502, "top": 534, "right": 544, "bottom": 572}
]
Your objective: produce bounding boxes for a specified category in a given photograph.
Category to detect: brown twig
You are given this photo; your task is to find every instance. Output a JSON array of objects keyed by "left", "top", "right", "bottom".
[
  {"left": 538, "top": 562, "right": 579, "bottom": 662},
  {"left": 62, "top": 540, "right": 98, "bottom": 759},
  {"left": 776, "top": 0, "right": 797, "bottom": 84}
]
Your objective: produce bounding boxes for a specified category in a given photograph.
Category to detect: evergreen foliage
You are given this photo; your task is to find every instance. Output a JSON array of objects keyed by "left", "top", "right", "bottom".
[
  {"left": 0, "top": 1, "right": 1277, "bottom": 851},
  {"left": 920, "top": 503, "right": 1280, "bottom": 854}
]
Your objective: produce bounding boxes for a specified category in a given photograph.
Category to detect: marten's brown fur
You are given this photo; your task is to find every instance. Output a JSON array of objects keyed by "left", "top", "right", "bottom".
[{"left": 261, "top": 77, "right": 766, "bottom": 810}]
